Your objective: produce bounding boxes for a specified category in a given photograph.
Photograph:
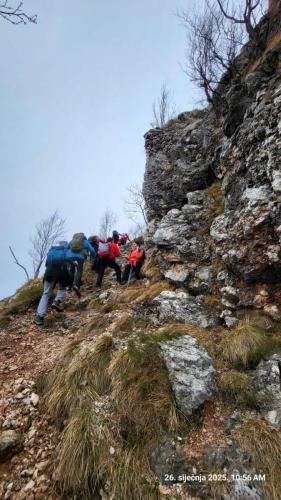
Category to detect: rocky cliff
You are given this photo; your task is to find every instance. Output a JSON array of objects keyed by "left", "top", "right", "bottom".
[{"left": 143, "top": 5, "right": 281, "bottom": 330}]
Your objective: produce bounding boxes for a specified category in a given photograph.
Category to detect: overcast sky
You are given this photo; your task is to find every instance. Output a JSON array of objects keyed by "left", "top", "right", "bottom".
[{"left": 0, "top": 0, "right": 200, "bottom": 299}]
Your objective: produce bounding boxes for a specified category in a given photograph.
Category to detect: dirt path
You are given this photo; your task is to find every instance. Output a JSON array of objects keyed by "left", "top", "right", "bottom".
[{"left": 0, "top": 308, "right": 86, "bottom": 499}]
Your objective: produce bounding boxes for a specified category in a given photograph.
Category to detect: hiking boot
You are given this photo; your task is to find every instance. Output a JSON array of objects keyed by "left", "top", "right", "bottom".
[
  {"left": 51, "top": 300, "right": 63, "bottom": 312},
  {"left": 33, "top": 314, "right": 44, "bottom": 326},
  {"left": 73, "top": 285, "right": 81, "bottom": 298}
]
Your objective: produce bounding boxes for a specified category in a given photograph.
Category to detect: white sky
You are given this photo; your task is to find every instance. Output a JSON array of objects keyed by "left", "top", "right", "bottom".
[{"left": 0, "top": 0, "right": 200, "bottom": 299}]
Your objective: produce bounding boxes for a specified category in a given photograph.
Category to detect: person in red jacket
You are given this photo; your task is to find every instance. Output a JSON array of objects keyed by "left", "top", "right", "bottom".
[
  {"left": 96, "top": 237, "right": 122, "bottom": 288},
  {"left": 118, "top": 232, "right": 130, "bottom": 246},
  {"left": 122, "top": 242, "right": 145, "bottom": 283}
]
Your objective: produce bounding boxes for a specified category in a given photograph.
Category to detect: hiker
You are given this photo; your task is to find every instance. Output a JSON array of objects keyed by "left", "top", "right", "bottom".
[
  {"left": 122, "top": 242, "right": 145, "bottom": 283},
  {"left": 33, "top": 241, "right": 74, "bottom": 326},
  {"left": 88, "top": 235, "right": 100, "bottom": 271},
  {"left": 118, "top": 232, "right": 130, "bottom": 246},
  {"left": 96, "top": 237, "right": 122, "bottom": 289},
  {"left": 112, "top": 230, "right": 120, "bottom": 244},
  {"left": 66, "top": 233, "right": 96, "bottom": 296}
]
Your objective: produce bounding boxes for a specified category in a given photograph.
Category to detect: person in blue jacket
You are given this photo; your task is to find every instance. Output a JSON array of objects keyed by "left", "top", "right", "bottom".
[
  {"left": 33, "top": 241, "right": 74, "bottom": 326},
  {"left": 66, "top": 233, "right": 96, "bottom": 297}
]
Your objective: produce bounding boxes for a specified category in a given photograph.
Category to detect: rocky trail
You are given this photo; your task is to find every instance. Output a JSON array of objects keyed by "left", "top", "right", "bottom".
[{"left": 0, "top": 292, "right": 96, "bottom": 499}]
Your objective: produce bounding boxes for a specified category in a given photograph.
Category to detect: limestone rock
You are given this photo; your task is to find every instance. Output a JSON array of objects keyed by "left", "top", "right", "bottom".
[
  {"left": 254, "top": 353, "right": 281, "bottom": 428},
  {"left": 160, "top": 336, "right": 216, "bottom": 417},
  {"left": 143, "top": 111, "right": 216, "bottom": 221},
  {"left": 149, "top": 438, "right": 186, "bottom": 483},
  {"left": 163, "top": 266, "right": 189, "bottom": 284},
  {"left": 152, "top": 291, "right": 218, "bottom": 328}
]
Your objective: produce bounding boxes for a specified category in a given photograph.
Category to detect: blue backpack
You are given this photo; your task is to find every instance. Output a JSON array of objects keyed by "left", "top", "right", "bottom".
[{"left": 45, "top": 245, "right": 67, "bottom": 267}]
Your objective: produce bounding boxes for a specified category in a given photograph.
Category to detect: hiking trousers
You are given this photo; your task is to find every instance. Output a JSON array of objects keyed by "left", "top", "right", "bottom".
[
  {"left": 122, "top": 261, "right": 143, "bottom": 282},
  {"left": 37, "top": 280, "right": 66, "bottom": 318},
  {"left": 96, "top": 257, "right": 121, "bottom": 287},
  {"left": 73, "top": 260, "right": 84, "bottom": 289}
]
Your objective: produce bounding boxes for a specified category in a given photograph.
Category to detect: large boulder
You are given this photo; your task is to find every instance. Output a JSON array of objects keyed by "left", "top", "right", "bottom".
[{"left": 160, "top": 336, "right": 216, "bottom": 417}]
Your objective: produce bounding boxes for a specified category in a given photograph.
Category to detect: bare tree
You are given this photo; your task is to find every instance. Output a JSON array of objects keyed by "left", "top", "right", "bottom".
[
  {"left": 99, "top": 208, "right": 117, "bottom": 240},
  {"left": 150, "top": 83, "right": 176, "bottom": 128},
  {"left": 9, "top": 246, "right": 30, "bottom": 281},
  {"left": 180, "top": 3, "right": 244, "bottom": 105},
  {"left": 123, "top": 183, "right": 148, "bottom": 228},
  {"left": 29, "top": 211, "right": 66, "bottom": 278},
  {"left": 0, "top": 1, "right": 37, "bottom": 25},
  {"left": 215, "top": 0, "right": 266, "bottom": 49},
  {"left": 180, "top": 0, "right": 266, "bottom": 105}
]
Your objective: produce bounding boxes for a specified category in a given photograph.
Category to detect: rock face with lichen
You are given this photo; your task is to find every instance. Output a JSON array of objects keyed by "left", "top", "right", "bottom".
[
  {"left": 143, "top": 33, "right": 281, "bottom": 325},
  {"left": 160, "top": 336, "right": 216, "bottom": 416}
]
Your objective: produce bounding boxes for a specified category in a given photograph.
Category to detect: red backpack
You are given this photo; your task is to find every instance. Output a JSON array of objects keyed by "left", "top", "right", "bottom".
[{"left": 98, "top": 241, "right": 111, "bottom": 258}]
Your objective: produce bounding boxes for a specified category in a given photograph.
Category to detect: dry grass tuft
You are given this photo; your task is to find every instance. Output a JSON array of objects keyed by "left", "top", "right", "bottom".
[
  {"left": 86, "top": 297, "right": 103, "bottom": 310},
  {"left": 4, "top": 280, "right": 43, "bottom": 315},
  {"left": 102, "top": 295, "right": 121, "bottom": 313},
  {"left": 55, "top": 403, "right": 113, "bottom": 496},
  {"left": 218, "top": 371, "right": 258, "bottom": 408},
  {"left": 219, "top": 316, "right": 281, "bottom": 368},
  {"left": 111, "top": 313, "right": 135, "bottom": 336},
  {"left": 120, "top": 287, "right": 141, "bottom": 303},
  {"left": 109, "top": 340, "right": 184, "bottom": 445},
  {"left": 205, "top": 181, "right": 224, "bottom": 218},
  {"left": 43, "top": 336, "right": 113, "bottom": 424},
  {"left": 0, "top": 314, "right": 11, "bottom": 329},
  {"left": 82, "top": 314, "right": 108, "bottom": 335},
  {"left": 109, "top": 447, "right": 158, "bottom": 500},
  {"left": 142, "top": 258, "right": 162, "bottom": 283},
  {"left": 235, "top": 416, "right": 281, "bottom": 499},
  {"left": 118, "top": 281, "right": 172, "bottom": 306},
  {"left": 56, "top": 404, "right": 158, "bottom": 499},
  {"left": 133, "top": 281, "right": 173, "bottom": 304}
]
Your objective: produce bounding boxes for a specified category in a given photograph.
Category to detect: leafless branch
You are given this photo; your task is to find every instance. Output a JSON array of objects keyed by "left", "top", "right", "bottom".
[
  {"left": 179, "top": 2, "right": 245, "bottom": 106},
  {"left": 29, "top": 211, "right": 66, "bottom": 278},
  {"left": 99, "top": 208, "right": 117, "bottom": 240},
  {"left": 150, "top": 83, "right": 177, "bottom": 128},
  {"left": 0, "top": 1, "right": 37, "bottom": 25},
  {"left": 9, "top": 245, "right": 30, "bottom": 281},
  {"left": 128, "top": 223, "right": 146, "bottom": 240},
  {"left": 123, "top": 183, "right": 148, "bottom": 227},
  {"left": 215, "top": 0, "right": 266, "bottom": 47},
  {"left": 179, "top": 0, "right": 267, "bottom": 106}
]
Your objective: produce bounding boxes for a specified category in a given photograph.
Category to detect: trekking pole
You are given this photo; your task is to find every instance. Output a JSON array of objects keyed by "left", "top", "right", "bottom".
[{"left": 126, "top": 265, "right": 133, "bottom": 288}]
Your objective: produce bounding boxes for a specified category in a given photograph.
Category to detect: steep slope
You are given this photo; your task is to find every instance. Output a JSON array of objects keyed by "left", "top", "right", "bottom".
[{"left": 1, "top": 5, "right": 281, "bottom": 500}]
